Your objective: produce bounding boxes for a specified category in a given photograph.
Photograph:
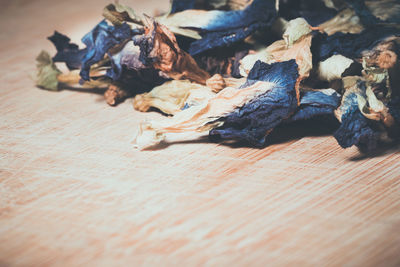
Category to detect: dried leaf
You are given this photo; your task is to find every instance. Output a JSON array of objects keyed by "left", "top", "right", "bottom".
[
  {"left": 283, "top": 18, "right": 312, "bottom": 47},
  {"left": 240, "top": 18, "right": 313, "bottom": 84},
  {"left": 165, "top": 0, "right": 278, "bottom": 55},
  {"left": 334, "top": 78, "right": 380, "bottom": 151},
  {"left": 133, "top": 80, "right": 214, "bottom": 115},
  {"left": 319, "top": 9, "right": 364, "bottom": 35},
  {"left": 278, "top": 0, "right": 337, "bottom": 26},
  {"left": 80, "top": 20, "right": 135, "bottom": 81},
  {"left": 318, "top": 54, "right": 355, "bottom": 82},
  {"left": 133, "top": 60, "right": 298, "bottom": 149},
  {"left": 103, "top": 3, "right": 143, "bottom": 26},
  {"left": 35, "top": 51, "right": 61, "bottom": 91},
  {"left": 209, "top": 60, "right": 299, "bottom": 146},
  {"left": 48, "top": 31, "right": 86, "bottom": 70},
  {"left": 133, "top": 21, "right": 210, "bottom": 84},
  {"left": 311, "top": 26, "right": 400, "bottom": 63},
  {"left": 170, "top": 0, "right": 253, "bottom": 12},
  {"left": 288, "top": 89, "right": 341, "bottom": 122},
  {"left": 206, "top": 74, "right": 246, "bottom": 93}
]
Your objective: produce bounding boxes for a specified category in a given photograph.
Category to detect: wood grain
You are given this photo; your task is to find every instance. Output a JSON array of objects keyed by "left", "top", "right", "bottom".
[{"left": 1, "top": 1, "right": 400, "bottom": 266}]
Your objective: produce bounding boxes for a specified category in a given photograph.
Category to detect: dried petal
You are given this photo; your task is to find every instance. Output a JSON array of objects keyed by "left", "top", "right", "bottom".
[
  {"left": 311, "top": 26, "right": 400, "bottom": 63},
  {"left": 319, "top": 9, "right": 364, "bottom": 35},
  {"left": 133, "top": 21, "right": 210, "bottom": 84},
  {"left": 133, "top": 80, "right": 214, "bottom": 115},
  {"left": 318, "top": 54, "right": 355, "bottom": 82},
  {"left": 288, "top": 89, "right": 341, "bottom": 122},
  {"left": 48, "top": 31, "right": 86, "bottom": 70},
  {"left": 133, "top": 60, "right": 297, "bottom": 149},
  {"left": 209, "top": 60, "right": 299, "bottom": 146},
  {"left": 103, "top": 3, "right": 143, "bottom": 26},
  {"left": 35, "top": 51, "right": 61, "bottom": 91},
  {"left": 283, "top": 18, "right": 312, "bottom": 47},
  {"left": 184, "top": 0, "right": 278, "bottom": 55},
  {"left": 80, "top": 20, "right": 135, "bottom": 81}
]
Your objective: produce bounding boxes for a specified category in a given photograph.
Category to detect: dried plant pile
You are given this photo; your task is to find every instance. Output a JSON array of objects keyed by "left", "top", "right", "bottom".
[{"left": 35, "top": 0, "right": 400, "bottom": 153}]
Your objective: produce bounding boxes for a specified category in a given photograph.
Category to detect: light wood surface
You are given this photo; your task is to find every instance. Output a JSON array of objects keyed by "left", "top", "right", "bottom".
[{"left": 1, "top": 1, "right": 400, "bottom": 266}]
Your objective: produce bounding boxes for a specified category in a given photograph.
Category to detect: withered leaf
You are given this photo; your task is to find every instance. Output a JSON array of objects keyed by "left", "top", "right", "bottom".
[{"left": 35, "top": 50, "right": 62, "bottom": 91}]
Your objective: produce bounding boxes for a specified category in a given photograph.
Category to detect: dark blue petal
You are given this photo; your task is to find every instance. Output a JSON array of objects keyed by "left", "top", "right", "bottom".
[
  {"left": 278, "top": 0, "right": 337, "bottom": 26},
  {"left": 209, "top": 60, "right": 299, "bottom": 146},
  {"left": 48, "top": 31, "right": 86, "bottom": 70},
  {"left": 188, "top": 0, "right": 277, "bottom": 55},
  {"left": 334, "top": 93, "right": 379, "bottom": 151},
  {"left": 288, "top": 90, "right": 341, "bottom": 122},
  {"left": 344, "top": 0, "right": 382, "bottom": 26},
  {"left": 79, "top": 20, "right": 133, "bottom": 81},
  {"left": 311, "top": 27, "right": 400, "bottom": 63},
  {"left": 170, "top": 0, "right": 197, "bottom": 13}
]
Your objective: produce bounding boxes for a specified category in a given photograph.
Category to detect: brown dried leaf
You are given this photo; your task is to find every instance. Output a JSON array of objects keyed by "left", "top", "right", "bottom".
[{"left": 140, "top": 21, "right": 210, "bottom": 84}]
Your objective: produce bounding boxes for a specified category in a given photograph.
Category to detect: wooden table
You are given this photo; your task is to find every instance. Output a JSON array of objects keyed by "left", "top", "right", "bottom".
[{"left": 1, "top": 1, "right": 400, "bottom": 266}]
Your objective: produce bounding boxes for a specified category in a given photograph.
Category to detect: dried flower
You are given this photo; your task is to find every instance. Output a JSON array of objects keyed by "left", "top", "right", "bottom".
[{"left": 34, "top": 0, "right": 400, "bottom": 154}]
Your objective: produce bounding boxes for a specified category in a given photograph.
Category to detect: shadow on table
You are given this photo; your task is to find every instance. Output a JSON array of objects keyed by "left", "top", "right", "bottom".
[
  {"left": 350, "top": 142, "right": 400, "bottom": 161},
  {"left": 57, "top": 86, "right": 107, "bottom": 95}
]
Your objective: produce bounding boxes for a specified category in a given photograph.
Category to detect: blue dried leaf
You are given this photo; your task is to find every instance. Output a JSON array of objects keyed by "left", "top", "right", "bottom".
[
  {"left": 48, "top": 31, "right": 86, "bottom": 70},
  {"left": 311, "top": 27, "right": 400, "bottom": 62},
  {"left": 334, "top": 93, "right": 379, "bottom": 151},
  {"left": 79, "top": 20, "right": 134, "bottom": 81},
  {"left": 170, "top": 0, "right": 197, "bottom": 13},
  {"left": 279, "top": 0, "right": 337, "bottom": 26},
  {"left": 209, "top": 59, "right": 299, "bottom": 146},
  {"left": 344, "top": 0, "right": 382, "bottom": 26},
  {"left": 288, "top": 90, "right": 341, "bottom": 122},
  {"left": 189, "top": 23, "right": 261, "bottom": 56},
  {"left": 188, "top": 0, "right": 277, "bottom": 55}
]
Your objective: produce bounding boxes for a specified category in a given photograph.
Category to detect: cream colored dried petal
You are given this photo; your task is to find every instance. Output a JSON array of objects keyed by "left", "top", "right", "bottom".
[
  {"left": 283, "top": 18, "right": 312, "bottom": 47},
  {"left": 133, "top": 81, "right": 275, "bottom": 150},
  {"left": 318, "top": 55, "right": 354, "bottom": 82},
  {"left": 206, "top": 74, "right": 226, "bottom": 93},
  {"left": 366, "top": 0, "right": 400, "bottom": 21},
  {"left": 266, "top": 35, "right": 313, "bottom": 79},
  {"left": 239, "top": 49, "right": 273, "bottom": 77},
  {"left": 133, "top": 80, "right": 214, "bottom": 115}
]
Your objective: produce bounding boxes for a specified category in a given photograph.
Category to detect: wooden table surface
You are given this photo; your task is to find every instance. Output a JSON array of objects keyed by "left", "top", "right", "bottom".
[{"left": 1, "top": 1, "right": 400, "bottom": 266}]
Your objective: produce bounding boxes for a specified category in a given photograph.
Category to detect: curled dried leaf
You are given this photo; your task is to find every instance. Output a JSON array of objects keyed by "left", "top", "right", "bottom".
[{"left": 134, "top": 21, "right": 210, "bottom": 84}]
